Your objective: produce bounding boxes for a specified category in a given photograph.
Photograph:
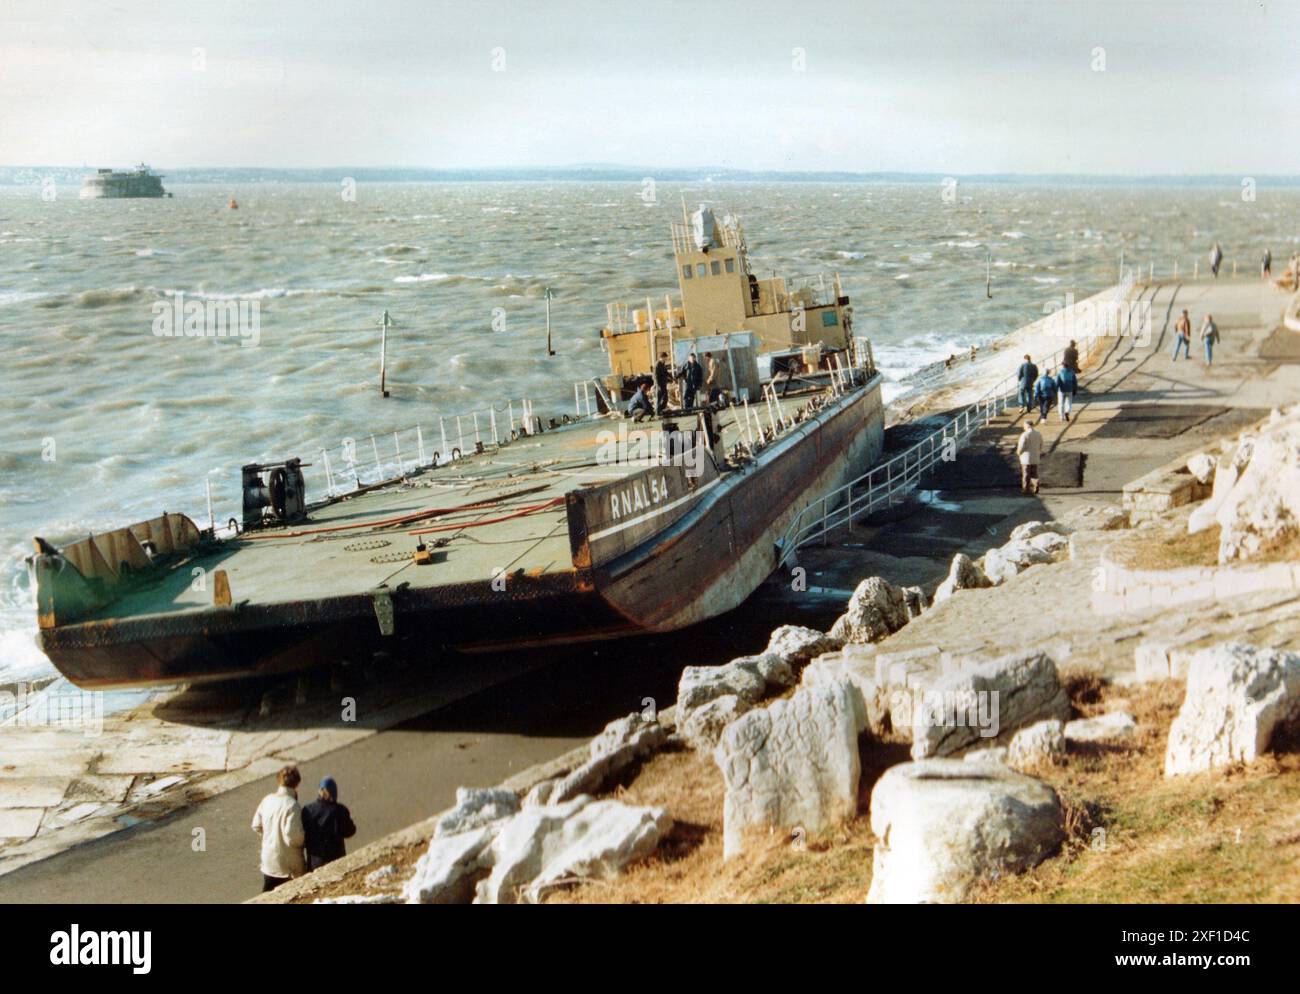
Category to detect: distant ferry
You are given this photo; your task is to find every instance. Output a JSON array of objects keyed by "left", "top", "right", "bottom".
[{"left": 80, "top": 164, "right": 170, "bottom": 199}]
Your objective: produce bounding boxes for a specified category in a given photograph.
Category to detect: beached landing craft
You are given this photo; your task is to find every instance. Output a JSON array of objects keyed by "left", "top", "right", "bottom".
[{"left": 27, "top": 207, "right": 885, "bottom": 688}]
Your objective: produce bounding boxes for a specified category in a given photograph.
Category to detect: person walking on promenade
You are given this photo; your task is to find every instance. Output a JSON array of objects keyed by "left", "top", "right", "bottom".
[
  {"left": 1017, "top": 354, "right": 1038, "bottom": 412},
  {"left": 1209, "top": 242, "right": 1223, "bottom": 278},
  {"left": 1033, "top": 366, "right": 1059, "bottom": 423},
  {"left": 1016, "top": 420, "right": 1043, "bottom": 495},
  {"left": 1063, "top": 339, "right": 1080, "bottom": 374},
  {"left": 704, "top": 351, "right": 722, "bottom": 404},
  {"left": 653, "top": 352, "right": 671, "bottom": 414},
  {"left": 1200, "top": 313, "right": 1219, "bottom": 365},
  {"left": 301, "top": 776, "right": 357, "bottom": 872},
  {"left": 1055, "top": 364, "right": 1078, "bottom": 422},
  {"left": 1262, "top": 248, "right": 1272, "bottom": 277},
  {"left": 625, "top": 380, "right": 653, "bottom": 421},
  {"left": 1171, "top": 309, "right": 1192, "bottom": 360},
  {"left": 682, "top": 351, "right": 704, "bottom": 409},
  {"left": 252, "top": 765, "right": 306, "bottom": 893}
]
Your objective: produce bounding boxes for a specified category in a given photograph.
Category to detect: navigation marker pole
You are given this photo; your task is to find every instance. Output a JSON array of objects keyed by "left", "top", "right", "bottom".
[
  {"left": 544, "top": 287, "right": 556, "bottom": 356},
  {"left": 986, "top": 248, "right": 992, "bottom": 299},
  {"left": 379, "top": 310, "right": 393, "bottom": 398}
]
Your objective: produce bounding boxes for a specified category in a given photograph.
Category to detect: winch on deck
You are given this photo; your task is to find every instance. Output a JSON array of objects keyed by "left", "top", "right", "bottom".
[{"left": 241, "top": 459, "right": 307, "bottom": 530}]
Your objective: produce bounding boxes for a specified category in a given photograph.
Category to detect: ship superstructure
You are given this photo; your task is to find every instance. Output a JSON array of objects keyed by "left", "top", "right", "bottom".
[{"left": 601, "top": 206, "right": 854, "bottom": 394}]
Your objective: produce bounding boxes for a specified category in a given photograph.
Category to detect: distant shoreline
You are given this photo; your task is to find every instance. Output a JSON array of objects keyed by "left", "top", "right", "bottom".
[{"left": 4, "top": 166, "right": 1300, "bottom": 188}]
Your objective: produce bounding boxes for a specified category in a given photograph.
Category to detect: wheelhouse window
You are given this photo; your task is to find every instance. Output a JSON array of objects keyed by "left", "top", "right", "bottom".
[
  {"left": 682, "top": 264, "right": 693, "bottom": 279},
  {"left": 725, "top": 258, "right": 736, "bottom": 273},
  {"left": 696, "top": 263, "right": 707, "bottom": 278},
  {"left": 711, "top": 260, "right": 721, "bottom": 275}
]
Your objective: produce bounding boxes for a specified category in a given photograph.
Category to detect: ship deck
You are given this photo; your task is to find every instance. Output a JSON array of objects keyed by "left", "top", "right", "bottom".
[{"left": 81, "top": 403, "right": 775, "bottom": 624}]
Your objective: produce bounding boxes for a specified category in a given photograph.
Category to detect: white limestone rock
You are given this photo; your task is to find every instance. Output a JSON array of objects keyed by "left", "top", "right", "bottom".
[
  {"left": 435, "top": 786, "right": 520, "bottom": 838},
  {"left": 1061, "top": 504, "right": 1129, "bottom": 532},
  {"left": 677, "top": 660, "right": 767, "bottom": 717},
  {"left": 1065, "top": 712, "right": 1137, "bottom": 744},
  {"left": 679, "top": 693, "right": 750, "bottom": 751},
  {"left": 1188, "top": 457, "right": 1239, "bottom": 534},
  {"left": 1009, "top": 520, "right": 1072, "bottom": 544},
  {"left": 901, "top": 585, "right": 930, "bottom": 619},
  {"left": 963, "top": 746, "right": 1009, "bottom": 766},
  {"left": 523, "top": 779, "right": 557, "bottom": 808},
  {"left": 829, "top": 576, "right": 912, "bottom": 644},
  {"left": 982, "top": 540, "right": 1053, "bottom": 585},
  {"left": 1187, "top": 452, "right": 1217, "bottom": 485},
  {"left": 799, "top": 646, "right": 883, "bottom": 734},
  {"left": 1164, "top": 643, "right": 1300, "bottom": 776},
  {"left": 909, "top": 650, "right": 1070, "bottom": 760},
  {"left": 403, "top": 825, "right": 498, "bottom": 904},
  {"left": 867, "top": 759, "right": 1065, "bottom": 903},
  {"left": 1028, "top": 531, "right": 1070, "bottom": 554},
  {"left": 549, "top": 715, "right": 668, "bottom": 803},
  {"left": 589, "top": 711, "right": 662, "bottom": 761},
  {"left": 1007, "top": 719, "right": 1065, "bottom": 770},
  {"left": 475, "top": 796, "right": 671, "bottom": 904},
  {"left": 714, "top": 678, "right": 863, "bottom": 858},
  {"left": 764, "top": 625, "right": 843, "bottom": 673},
  {"left": 932, "top": 553, "right": 991, "bottom": 605},
  {"left": 1215, "top": 411, "right": 1300, "bottom": 562}
]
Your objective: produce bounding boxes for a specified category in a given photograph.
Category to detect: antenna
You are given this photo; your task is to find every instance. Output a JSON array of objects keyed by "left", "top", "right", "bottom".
[{"left": 986, "top": 249, "right": 992, "bottom": 299}]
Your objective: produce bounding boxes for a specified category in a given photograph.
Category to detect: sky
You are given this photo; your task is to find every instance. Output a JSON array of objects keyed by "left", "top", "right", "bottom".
[{"left": 1, "top": 0, "right": 1297, "bottom": 174}]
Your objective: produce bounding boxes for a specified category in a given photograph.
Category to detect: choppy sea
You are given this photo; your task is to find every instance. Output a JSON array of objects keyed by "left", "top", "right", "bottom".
[{"left": 1, "top": 180, "right": 1295, "bottom": 682}]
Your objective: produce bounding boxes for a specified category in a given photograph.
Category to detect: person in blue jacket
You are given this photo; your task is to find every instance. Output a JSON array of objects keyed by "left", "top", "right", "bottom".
[
  {"left": 1017, "top": 354, "right": 1039, "bottom": 412},
  {"left": 301, "top": 776, "right": 357, "bottom": 872},
  {"left": 1055, "top": 364, "right": 1078, "bottom": 422},
  {"left": 1033, "top": 366, "right": 1059, "bottom": 423}
]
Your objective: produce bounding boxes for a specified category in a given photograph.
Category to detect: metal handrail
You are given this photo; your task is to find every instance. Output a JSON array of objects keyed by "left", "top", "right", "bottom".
[{"left": 775, "top": 273, "right": 1138, "bottom": 568}]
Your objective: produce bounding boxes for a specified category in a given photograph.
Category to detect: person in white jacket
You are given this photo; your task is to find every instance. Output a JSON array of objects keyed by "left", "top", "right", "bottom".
[
  {"left": 1016, "top": 420, "right": 1043, "bottom": 495},
  {"left": 252, "top": 765, "right": 306, "bottom": 892}
]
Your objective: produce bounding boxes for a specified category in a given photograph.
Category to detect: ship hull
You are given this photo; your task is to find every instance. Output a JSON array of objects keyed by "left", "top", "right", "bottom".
[{"left": 36, "top": 378, "right": 884, "bottom": 688}]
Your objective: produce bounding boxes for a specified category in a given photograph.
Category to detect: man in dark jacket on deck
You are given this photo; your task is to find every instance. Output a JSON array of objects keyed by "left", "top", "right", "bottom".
[
  {"left": 681, "top": 352, "right": 704, "bottom": 409},
  {"left": 301, "top": 777, "right": 357, "bottom": 871},
  {"left": 653, "top": 353, "right": 671, "bottom": 414}
]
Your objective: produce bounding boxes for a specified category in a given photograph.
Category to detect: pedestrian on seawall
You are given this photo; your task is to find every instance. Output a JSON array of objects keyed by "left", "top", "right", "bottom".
[
  {"left": 1200, "top": 314, "right": 1219, "bottom": 365},
  {"left": 1017, "top": 354, "right": 1038, "bottom": 412},
  {"left": 252, "top": 764, "right": 306, "bottom": 893},
  {"left": 1171, "top": 309, "right": 1191, "bottom": 361},
  {"left": 302, "top": 776, "right": 357, "bottom": 871}
]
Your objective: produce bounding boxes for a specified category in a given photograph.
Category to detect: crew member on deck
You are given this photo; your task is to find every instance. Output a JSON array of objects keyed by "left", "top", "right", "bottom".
[
  {"left": 682, "top": 352, "right": 704, "bottom": 409},
  {"left": 654, "top": 352, "right": 671, "bottom": 414},
  {"left": 626, "top": 381, "right": 654, "bottom": 421}
]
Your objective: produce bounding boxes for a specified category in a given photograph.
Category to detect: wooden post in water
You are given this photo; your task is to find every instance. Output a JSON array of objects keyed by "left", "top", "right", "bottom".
[{"left": 379, "top": 310, "right": 393, "bottom": 398}]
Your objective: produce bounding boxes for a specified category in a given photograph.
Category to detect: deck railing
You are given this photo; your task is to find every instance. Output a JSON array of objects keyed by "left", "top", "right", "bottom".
[{"left": 775, "top": 273, "right": 1138, "bottom": 569}]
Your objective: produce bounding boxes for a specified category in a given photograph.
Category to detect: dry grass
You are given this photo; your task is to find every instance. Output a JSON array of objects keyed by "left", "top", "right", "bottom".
[
  {"left": 551, "top": 674, "right": 1300, "bottom": 905},
  {"left": 303, "top": 666, "right": 1300, "bottom": 905},
  {"left": 1111, "top": 525, "right": 1221, "bottom": 570}
]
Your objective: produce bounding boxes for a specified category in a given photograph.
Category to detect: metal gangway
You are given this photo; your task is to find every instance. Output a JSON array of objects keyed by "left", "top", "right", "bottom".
[{"left": 775, "top": 273, "right": 1139, "bottom": 569}]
